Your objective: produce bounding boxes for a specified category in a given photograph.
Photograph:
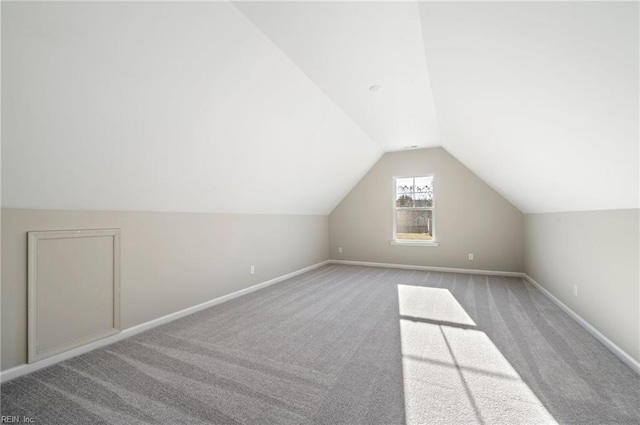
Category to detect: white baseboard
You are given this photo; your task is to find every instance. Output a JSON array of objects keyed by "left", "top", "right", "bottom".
[
  {"left": 0, "top": 260, "right": 330, "bottom": 383},
  {"left": 523, "top": 274, "right": 640, "bottom": 375},
  {"left": 3, "top": 260, "right": 637, "bottom": 381},
  {"left": 330, "top": 259, "right": 640, "bottom": 375},
  {"left": 328, "top": 259, "right": 523, "bottom": 277}
]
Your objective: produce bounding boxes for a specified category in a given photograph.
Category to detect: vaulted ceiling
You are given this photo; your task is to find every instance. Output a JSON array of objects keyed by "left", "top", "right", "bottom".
[{"left": 2, "top": 1, "right": 638, "bottom": 215}]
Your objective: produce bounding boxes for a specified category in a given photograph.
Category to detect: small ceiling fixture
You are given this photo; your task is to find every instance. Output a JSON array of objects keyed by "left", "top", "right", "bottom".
[
  {"left": 403, "top": 145, "right": 419, "bottom": 149},
  {"left": 369, "top": 85, "right": 382, "bottom": 92}
]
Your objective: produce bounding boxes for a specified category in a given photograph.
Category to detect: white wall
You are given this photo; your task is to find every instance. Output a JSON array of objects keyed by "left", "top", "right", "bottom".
[
  {"left": 524, "top": 210, "right": 639, "bottom": 362},
  {"left": 1, "top": 2, "right": 343, "bottom": 372},
  {"left": 3, "top": 0, "right": 637, "bottom": 375},
  {"left": 1, "top": 209, "right": 329, "bottom": 370},
  {"left": 329, "top": 148, "right": 524, "bottom": 272}
]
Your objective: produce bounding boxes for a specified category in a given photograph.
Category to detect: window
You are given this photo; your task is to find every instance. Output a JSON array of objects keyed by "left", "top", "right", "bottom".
[{"left": 392, "top": 175, "right": 437, "bottom": 245}]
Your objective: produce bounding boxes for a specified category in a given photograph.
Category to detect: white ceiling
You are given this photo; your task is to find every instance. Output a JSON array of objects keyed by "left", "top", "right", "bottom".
[
  {"left": 2, "top": 2, "right": 382, "bottom": 215},
  {"left": 417, "top": 1, "right": 639, "bottom": 213},
  {"left": 234, "top": 1, "right": 440, "bottom": 152},
  {"left": 2, "top": 1, "right": 638, "bottom": 215}
]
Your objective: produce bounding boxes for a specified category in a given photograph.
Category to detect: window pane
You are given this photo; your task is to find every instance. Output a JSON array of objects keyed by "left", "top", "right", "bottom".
[
  {"left": 396, "top": 194, "right": 414, "bottom": 207},
  {"left": 396, "top": 209, "right": 433, "bottom": 240},
  {"left": 396, "top": 177, "right": 414, "bottom": 206},
  {"left": 395, "top": 178, "right": 413, "bottom": 204},
  {"left": 413, "top": 176, "right": 433, "bottom": 206},
  {"left": 396, "top": 178, "right": 414, "bottom": 190},
  {"left": 414, "top": 192, "right": 428, "bottom": 207},
  {"left": 414, "top": 176, "right": 432, "bottom": 189}
]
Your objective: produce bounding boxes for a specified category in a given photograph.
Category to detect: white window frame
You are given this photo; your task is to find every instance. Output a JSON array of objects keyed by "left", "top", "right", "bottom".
[{"left": 390, "top": 175, "right": 439, "bottom": 247}]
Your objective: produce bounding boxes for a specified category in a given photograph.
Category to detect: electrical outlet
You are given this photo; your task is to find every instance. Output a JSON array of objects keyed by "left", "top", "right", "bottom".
[
  {"left": 250, "top": 265, "right": 255, "bottom": 274},
  {"left": 573, "top": 284, "right": 578, "bottom": 297},
  {"left": 468, "top": 253, "right": 474, "bottom": 261},
  {"left": 338, "top": 246, "right": 343, "bottom": 254}
]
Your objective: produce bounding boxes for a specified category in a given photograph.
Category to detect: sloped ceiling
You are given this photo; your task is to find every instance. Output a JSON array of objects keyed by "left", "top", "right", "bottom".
[
  {"left": 234, "top": 1, "right": 440, "bottom": 151},
  {"left": 2, "top": 1, "right": 638, "bottom": 215},
  {"left": 1, "top": 2, "right": 382, "bottom": 215},
  {"left": 237, "top": 1, "right": 638, "bottom": 214},
  {"left": 417, "top": 1, "right": 639, "bottom": 213}
]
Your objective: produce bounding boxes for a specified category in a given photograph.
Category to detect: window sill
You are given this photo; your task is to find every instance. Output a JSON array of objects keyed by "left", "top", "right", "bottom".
[{"left": 389, "top": 239, "right": 440, "bottom": 247}]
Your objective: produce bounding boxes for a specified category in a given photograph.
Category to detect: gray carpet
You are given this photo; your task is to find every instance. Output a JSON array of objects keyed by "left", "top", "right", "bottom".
[{"left": 1, "top": 265, "right": 638, "bottom": 424}]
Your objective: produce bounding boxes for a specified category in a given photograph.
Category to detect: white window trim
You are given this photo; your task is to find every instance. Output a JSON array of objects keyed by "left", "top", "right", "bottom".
[
  {"left": 389, "top": 239, "right": 440, "bottom": 247},
  {"left": 390, "top": 174, "right": 439, "bottom": 247}
]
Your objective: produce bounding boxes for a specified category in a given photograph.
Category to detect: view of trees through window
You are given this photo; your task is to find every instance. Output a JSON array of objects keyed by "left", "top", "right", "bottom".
[{"left": 395, "top": 176, "right": 434, "bottom": 241}]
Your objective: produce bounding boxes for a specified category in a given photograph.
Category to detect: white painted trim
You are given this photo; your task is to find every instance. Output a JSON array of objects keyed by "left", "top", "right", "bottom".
[
  {"left": 0, "top": 260, "right": 330, "bottom": 383},
  {"left": 328, "top": 259, "right": 522, "bottom": 277},
  {"left": 392, "top": 174, "right": 437, "bottom": 243},
  {"left": 330, "top": 260, "right": 640, "bottom": 375},
  {"left": 5, "top": 259, "right": 637, "bottom": 382},
  {"left": 389, "top": 239, "right": 440, "bottom": 247},
  {"left": 523, "top": 274, "right": 640, "bottom": 375},
  {"left": 27, "top": 229, "right": 121, "bottom": 364}
]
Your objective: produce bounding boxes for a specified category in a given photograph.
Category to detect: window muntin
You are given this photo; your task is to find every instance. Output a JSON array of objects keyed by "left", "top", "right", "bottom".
[{"left": 394, "top": 176, "right": 434, "bottom": 241}]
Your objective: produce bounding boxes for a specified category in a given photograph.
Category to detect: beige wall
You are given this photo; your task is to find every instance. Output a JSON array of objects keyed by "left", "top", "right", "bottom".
[
  {"left": 1, "top": 209, "right": 328, "bottom": 370},
  {"left": 524, "top": 209, "right": 640, "bottom": 362},
  {"left": 329, "top": 148, "right": 524, "bottom": 272}
]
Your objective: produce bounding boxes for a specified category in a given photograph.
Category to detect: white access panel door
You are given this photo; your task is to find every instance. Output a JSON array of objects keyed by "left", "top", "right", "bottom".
[{"left": 28, "top": 229, "right": 121, "bottom": 363}]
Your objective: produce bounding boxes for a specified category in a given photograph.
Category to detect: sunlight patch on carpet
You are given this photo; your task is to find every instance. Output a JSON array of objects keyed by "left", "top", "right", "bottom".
[{"left": 397, "top": 284, "right": 557, "bottom": 425}]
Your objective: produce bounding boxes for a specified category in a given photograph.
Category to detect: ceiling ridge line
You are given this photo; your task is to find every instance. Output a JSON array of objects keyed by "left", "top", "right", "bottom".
[{"left": 230, "top": 0, "right": 384, "bottom": 152}]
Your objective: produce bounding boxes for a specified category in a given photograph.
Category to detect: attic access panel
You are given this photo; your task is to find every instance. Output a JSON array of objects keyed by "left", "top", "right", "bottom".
[{"left": 27, "top": 229, "right": 121, "bottom": 363}]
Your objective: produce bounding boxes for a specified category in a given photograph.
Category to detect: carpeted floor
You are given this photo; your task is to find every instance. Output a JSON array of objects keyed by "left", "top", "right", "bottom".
[{"left": 1, "top": 265, "right": 639, "bottom": 424}]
